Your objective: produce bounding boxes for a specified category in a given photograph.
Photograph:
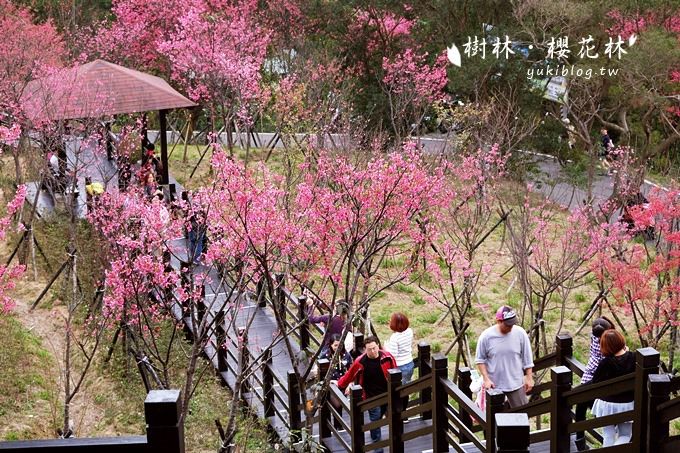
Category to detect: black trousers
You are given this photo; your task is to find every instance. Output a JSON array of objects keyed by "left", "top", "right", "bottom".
[{"left": 575, "top": 399, "right": 594, "bottom": 442}]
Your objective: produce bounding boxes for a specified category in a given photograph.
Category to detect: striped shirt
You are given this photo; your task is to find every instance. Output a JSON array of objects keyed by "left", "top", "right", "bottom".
[
  {"left": 581, "top": 335, "right": 603, "bottom": 384},
  {"left": 385, "top": 328, "right": 414, "bottom": 366}
]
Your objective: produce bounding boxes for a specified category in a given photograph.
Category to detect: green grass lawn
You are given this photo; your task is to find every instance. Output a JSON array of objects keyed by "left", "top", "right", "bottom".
[{"left": 0, "top": 315, "right": 57, "bottom": 440}]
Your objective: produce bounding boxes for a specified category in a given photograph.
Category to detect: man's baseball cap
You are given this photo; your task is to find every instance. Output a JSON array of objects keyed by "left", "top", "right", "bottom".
[{"left": 496, "top": 305, "right": 518, "bottom": 326}]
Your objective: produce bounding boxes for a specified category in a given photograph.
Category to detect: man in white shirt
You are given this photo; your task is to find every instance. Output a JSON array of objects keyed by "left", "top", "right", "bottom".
[{"left": 475, "top": 305, "right": 534, "bottom": 408}]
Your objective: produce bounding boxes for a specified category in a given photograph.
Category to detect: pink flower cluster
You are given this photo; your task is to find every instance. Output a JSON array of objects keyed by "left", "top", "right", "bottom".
[
  {"left": 88, "top": 190, "right": 181, "bottom": 321},
  {"left": 0, "top": 124, "right": 21, "bottom": 143},
  {"left": 382, "top": 49, "right": 449, "bottom": 104},
  {"left": 350, "top": 8, "right": 415, "bottom": 53},
  {"left": 593, "top": 188, "right": 680, "bottom": 337},
  {"left": 0, "top": 186, "right": 27, "bottom": 313}
]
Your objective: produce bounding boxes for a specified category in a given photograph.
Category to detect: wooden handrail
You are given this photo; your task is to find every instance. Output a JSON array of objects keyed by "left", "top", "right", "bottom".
[
  {"left": 657, "top": 397, "right": 680, "bottom": 424},
  {"left": 328, "top": 403, "right": 351, "bottom": 432},
  {"left": 397, "top": 374, "right": 430, "bottom": 397},
  {"left": 533, "top": 351, "right": 558, "bottom": 371},
  {"left": 358, "top": 392, "right": 388, "bottom": 411},
  {"left": 564, "top": 373, "right": 635, "bottom": 405},
  {"left": 528, "top": 381, "right": 551, "bottom": 396},
  {"left": 363, "top": 417, "right": 389, "bottom": 432},
  {"left": 528, "top": 429, "right": 550, "bottom": 443},
  {"left": 326, "top": 423, "right": 351, "bottom": 452},
  {"left": 271, "top": 385, "right": 290, "bottom": 413},
  {"left": 329, "top": 384, "right": 351, "bottom": 412},
  {"left": 441, "top": 377, "right": 486, "bottom": 425},
  {"left": 564, "top": 355, "right": 586, "bottom": 377},
  {"left": 568, "top": 410, "right": 635, "bottom": 434},
  {"left": 444, "top": 405, "right": 485, "bottom": 450},
  {"left": 402, "top": 401, "right": 432, "bottom": 419},
  {"left": 507, "top": 397, "right": 551, "bottom": 418},
  {"left": 402, "top": 425, "right": 433, "bottom": 442},
  {"left": 269, "top": 365, "right": 288, "bottom": 390}
]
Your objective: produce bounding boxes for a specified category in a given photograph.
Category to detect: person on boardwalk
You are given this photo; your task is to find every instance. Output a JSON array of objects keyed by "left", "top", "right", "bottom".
[
  {"left": 308, "top": 300, "right": 349, "bottom": 355},
  {"left": 601, "top": 128, "right": 614, "bottom": 155},
  {"left": 475, "top": 305, "right": 534, "bottom": 408},
  {"left": 384, "top": 312, "right": 414, "bottom": 385},
  {"left": 187, "top": 208, "right": 205, "bottom": 264},
  {"left": 143, "top": 172, "right": 156, "bottom": 199},
  {"left": 84, "top": 176, "right": 104, "bottom": 212},
  {"left": 322, "top": 334, "right": 353, "bottom": 426},
  {"left": 590, "top": 329, "right": 635, "bottom": 447},
  {"left": 385, "top": 312, "right": 414, "bottom": 412},
  {"left": 322, "top": 334, "right": 353, "bottom": 381},
  {"left": 600, "top": 128, "right": 615, "bottom": 174},
  {"left": 575, "top": 316, "right": 614, "bottom": 450},
  {"left": 336, "top": 336, "right": 396, "bottom": 453}
]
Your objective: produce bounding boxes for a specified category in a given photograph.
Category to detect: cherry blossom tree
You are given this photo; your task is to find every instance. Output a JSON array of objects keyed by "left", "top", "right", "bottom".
[
  {"left": 0, "top": 0, "right": 66, "bottom": 182},
  {"left": 419, "top": 144, "right": 508, "bottom": 368},
  {"left": 593, "top": 187, "right": 680, "bottom": 368},
  {"left": 504, "top": 192, "right": 628, "bottom": 357},
  {"left": 82, "top": 0, "right": 185, "bottom": 75},
  {"left": 598, "top": 8, "right": 680, "bottom": 166},
  {"left": 293, "top": 143, "right": 448, "bottom": 329},
  {"left": 158, "top": 0, "right": 271, "bottom": 153},
  {"left": 381, "top": 49, "right": 449, "bottom": 140},
  {"left": 90, "top": 185, "right": 259, "bottom": 429},
  {"left": 346, "top": 6, "right": 417, "bottom": 76},
  {"left": 0, "top": 181, "right": 27, "bottom": 314}
]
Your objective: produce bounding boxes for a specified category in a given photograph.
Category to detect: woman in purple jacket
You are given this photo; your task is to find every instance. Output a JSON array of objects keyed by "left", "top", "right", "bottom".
[{"left": 308, "top": 300, "right": 349, "bottom": 355}]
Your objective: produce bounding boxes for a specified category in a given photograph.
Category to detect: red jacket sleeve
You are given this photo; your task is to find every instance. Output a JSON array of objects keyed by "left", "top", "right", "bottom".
[
  {"left": 337, "top": 357, "right": 362, "bottom": 390},
  {"left": 382, "top": 351, "right": 397, "bottom": 375}
]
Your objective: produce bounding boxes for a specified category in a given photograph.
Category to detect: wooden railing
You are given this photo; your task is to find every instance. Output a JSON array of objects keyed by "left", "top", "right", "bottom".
[
  {"left": 168, "top": 266, "right": 679, "bottom": 452},
  {"left": 311, "top": 333, "right": 675, "bottom": 453},
  {"left": 258, "top": 273, "right": 367, "bottom": 355},
  {"left": 647, "top": 373, "right": 680, "bottom": 453},
  {"left": 0, "top": 390, "right": 185, "bottom": 453}
]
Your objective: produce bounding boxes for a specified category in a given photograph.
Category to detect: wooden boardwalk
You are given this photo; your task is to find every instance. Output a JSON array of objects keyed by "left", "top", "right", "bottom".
[
  {"left": 168, "top": 238, "right": 304, "bottom": 442},
  {"left": 164, "top": 243, "right": 596, "bottom": 452}
]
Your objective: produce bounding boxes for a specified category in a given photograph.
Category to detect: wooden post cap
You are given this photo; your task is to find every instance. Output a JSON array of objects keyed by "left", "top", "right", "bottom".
[{"left": 495, "top": 413, "right": 530, "bottom": 449}]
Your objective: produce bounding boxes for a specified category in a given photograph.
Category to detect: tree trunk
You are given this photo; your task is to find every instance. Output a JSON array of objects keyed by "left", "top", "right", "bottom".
[
  {"left": 12, "top": 148, "right": 22, "bottom": 185},
  {"left": 587, "top": 147, "right": 595, "bottom": 202}
]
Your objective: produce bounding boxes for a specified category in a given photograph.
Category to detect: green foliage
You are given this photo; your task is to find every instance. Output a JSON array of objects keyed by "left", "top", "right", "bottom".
[
  {"left": 418, "top": 326, "right": 433, "bottom": 337},
  {"left": 394, "top": 283, "right": 415, "bottom": 294},
  {"left": 31, "top": 214, "right": 105, "bottom": 308},
  {"left": 417, "top": 311, "right": 440, "bottom": 324},
  {"left": 374, "top": 312, "right": 390, "bottom": 324},
  {"left": 411, "top": 294, "right": 426, "bottom": 305},
  {"left": 381, "top": 256, "right": 406, "bottom": 269}
]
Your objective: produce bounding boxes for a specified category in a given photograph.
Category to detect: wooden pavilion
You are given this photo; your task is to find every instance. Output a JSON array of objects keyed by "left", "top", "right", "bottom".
[{"left": 21, "top": 59, "right": 197, "bottom": 185}]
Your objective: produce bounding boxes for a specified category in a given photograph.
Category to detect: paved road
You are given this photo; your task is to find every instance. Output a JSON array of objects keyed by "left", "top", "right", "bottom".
[
  {"left": 148, "top": 130, "right": 660, "bottom": 212},
  {"left": 209, "top": 133, "right": 652, "bottom": 209}
]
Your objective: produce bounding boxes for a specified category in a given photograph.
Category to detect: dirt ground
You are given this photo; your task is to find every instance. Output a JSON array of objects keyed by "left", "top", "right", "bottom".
[{"left": 4, "top": 258, "right": 140, "bottom": 439}]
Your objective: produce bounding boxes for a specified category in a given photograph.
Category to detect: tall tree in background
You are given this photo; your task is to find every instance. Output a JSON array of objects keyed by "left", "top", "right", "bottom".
[
  {"left": 0, "top": 0, "right": 66, "bottom": 182},
  {"left": 158, "top": 0, "right": 271, "bottom": 153}
]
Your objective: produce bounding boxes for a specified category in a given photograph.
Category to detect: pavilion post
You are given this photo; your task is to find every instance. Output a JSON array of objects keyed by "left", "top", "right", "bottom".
[{"left": 159, "top": 109, "right": 170, "bottom": 185}]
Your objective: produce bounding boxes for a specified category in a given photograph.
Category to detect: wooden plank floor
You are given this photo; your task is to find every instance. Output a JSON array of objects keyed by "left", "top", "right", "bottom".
[
  {"left": 168, "top": 238, "right": 303, "bottom": 443},
  {"left": 456, "top": 436, "right": 577, "bottom": 452},
  {"left": 322, "top": 417, "right": 434, "bottom": 452}
]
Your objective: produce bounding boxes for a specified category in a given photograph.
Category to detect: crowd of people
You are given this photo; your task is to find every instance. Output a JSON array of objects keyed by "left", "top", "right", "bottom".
[{"left": 308, "top": 301, "right": 636, "bottom": 452}]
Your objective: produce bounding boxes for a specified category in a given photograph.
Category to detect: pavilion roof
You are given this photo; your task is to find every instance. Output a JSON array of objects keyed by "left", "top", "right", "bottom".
[{"left": 21, "top": 59, "right": 196, "bottom": 122}]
